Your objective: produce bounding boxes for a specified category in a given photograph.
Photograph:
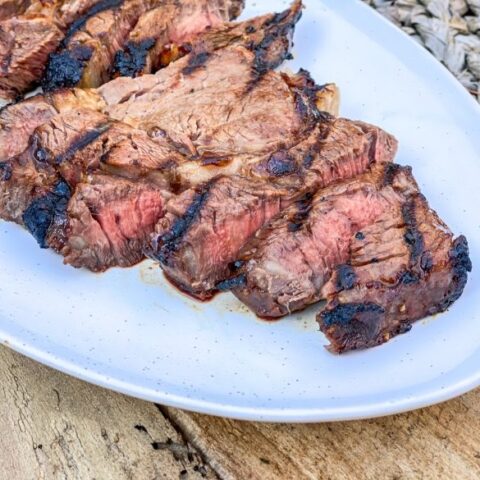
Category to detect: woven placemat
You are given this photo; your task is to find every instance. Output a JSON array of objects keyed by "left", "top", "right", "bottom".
[{"left": 364, "top": 0, "right": 480, "bottom": 102}]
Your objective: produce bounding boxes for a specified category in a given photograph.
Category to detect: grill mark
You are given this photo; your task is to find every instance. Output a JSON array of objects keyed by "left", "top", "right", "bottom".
[
  {"left": 320, "top": 302, "right": 385, "bottom": 327},
  {"left": 402, "top": 198, "right": 424, "bottom": 264},
  {"left": 42, "top": 46, "right": 93, "bottom": 92},
  {"left": 156, "top": 179, "right": 216, "bottom": 265},
  {"left": 22, "top": 180, "right": 71, "bottom": 248},
  {"left": 398, "top": 270, "right": 420, "bottom": 285},
  {"left": 182, "top": 51, "right": 210, "bottom": 76},
  {"left": 287, "top": 192, "right": 313, "bottom": 232},
  {"left": 54, "top": 124, "right": 111, "bottom": 164},
  {"left": 61, "top": 0, "right": 125, "bottom": 47},
  {"left": 266, "top": 151, "right": 297, "bottom": 177},
  {"left": 216, "top": 274, "right": 247, "bottom": 292},
  {"left": 113, "top": 38, "right": 156, "bottom": 77},
  {"left": 336, "top": 264, "right": 356, "bottom": 290},
  {"left": 245, "top": 5, "right": 302, "bottom": 93},
  {"left": 0, "top": 161, "right": 12, "bottom": 181}
]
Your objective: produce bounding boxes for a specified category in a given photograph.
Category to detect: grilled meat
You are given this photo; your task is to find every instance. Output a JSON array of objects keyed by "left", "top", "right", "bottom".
[
  {"left": 149, "top": 121, "right": 396, "bottom": 299},
  {"left": 113, "top": 0, "right": 299, "bottom": 78},
  {"left": 50, "top": 174, "right": 171, "bottom": 271},
  {"left": 317, "top": 196, "right": 472, "bottom": 353},
  {"left": 0, "top": 107, "right": 177, "bottom": 269},
  {"left": 0, "top": 0, "right": 101, "bottom": 99},
  {"left": 229, "top": 164, "right": 471, "bottom": 352},
  {"left": 42, "top": 0, "right": 156, "bottom": 91},
  {"left": 113, "top": 0, "right": 247, "bottom": 77},
  {"left": 43, "top": 0, "right": 244, "bottom": 91},
  {"left": 230, "top": 164, "right": 420, "bottom": 318},
  {"left": 0, "top": 0, "right": 30, "bottom": 21},
  {"left": 0, "top": 3, "right": 302, "bottom": 161},
  {"left": 150, "top": 176, "right": 287, "bottom": 299}
]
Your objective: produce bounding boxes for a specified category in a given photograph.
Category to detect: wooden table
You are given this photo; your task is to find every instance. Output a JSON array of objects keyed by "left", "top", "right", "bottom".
[{"left": 1, "top": 345, "right": 479, "bottom": 479}]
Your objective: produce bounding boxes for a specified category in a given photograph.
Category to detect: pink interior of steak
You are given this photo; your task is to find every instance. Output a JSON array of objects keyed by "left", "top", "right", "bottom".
[
  {"left": 150, "top": 176, "right": 285, "bottom": 299},
  {"left": 54, "top": 175, "right": 170, "bottom": 272},
  {"left": 317, "top": 194, "right": 472, "bottom": 353}
]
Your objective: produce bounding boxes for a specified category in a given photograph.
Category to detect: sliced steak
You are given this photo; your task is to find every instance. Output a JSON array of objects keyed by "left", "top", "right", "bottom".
[
  {"left": 0, "top": 0, "right": 102, "bottom": 99},
  {"left": 148, "top": 126, "right": 395, "bottom": 300},
  {"left": 102, "top": 50, "right": 322, "bottom": 160},
  {"left": 231, "top": 164, "right": 418, "bottom": 318},
  {"left": 113, "top": 0, "right": 246, "bottom": 77},
  {"left": 244, "top": 117, "right": 397, "bottom": 191},
  {"left": 113, "top": 0, "right": 298, "bottom": 78},
  {"left": 0, "top": 107, "right": 176, "bottom": 269},
  {"left": 149, "top": 176, "right": 286, "bottom": 299},
  {"left": 0, "top": 15, "right": 63, "bottom": 99},
  {"left": 0, "top": 5, "right": 302, "bottom": 160},
  {"left": 50, "top": 174, "right": 171, "bottom": 271},
  {"left": 317, "top": 194, "right": 472, "bottom": 353}
]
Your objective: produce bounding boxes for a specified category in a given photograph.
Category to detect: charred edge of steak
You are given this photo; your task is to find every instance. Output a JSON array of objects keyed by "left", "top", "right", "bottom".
[
  {"left": 42, "top": 46, "right": 93, "bottom": 92},
  {"left": 216, "top": 274, "right": 247, "bottom": 292},
  {"left": 0, "top": 161, "right": 12, "bottom": 181},
  {"left": 22, "top": 180, "right": 71, "bottom": 248},
  {"left": 266, "top": 150, "right": 297, "bottom": 177},
  {"left": 155, "top": 181, "right": 215, "bottom": 266},
  {"left": 287, "top": 192, "right": 313, "bottom": 232},
  {"left": 55, "top": 124, "right": 111, "bottom": 164},
  {"left": 336, "top": 264, "right": 357, "bottom": 290},
  {"left": 402, "top": 197, "right": 424, "bottom": 264},
  {"left": 320, "top": 302, "right": 385, "bottom": 328},
  {"left": 246, "top": 4, "right": 303, "bottom": 92},
  {"left": 435, "top": 235, "right": 473, "bottom": 312},
  {"left": 112, "top": 39, "right": 156, "bottom": 78},
  {"left": 182, "top": 51, "right": 211, "bottom": 76},
  {"left": 61, "top": 0, "right": 125, "bottom": 46},
  {"left": 383, "top": 163, "right": 402, "bottom": 186}
]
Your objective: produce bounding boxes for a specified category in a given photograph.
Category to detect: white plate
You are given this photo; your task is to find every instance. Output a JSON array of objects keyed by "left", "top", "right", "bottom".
[{"left": 0, "top": 0, "right": 479, "bottom": 422}]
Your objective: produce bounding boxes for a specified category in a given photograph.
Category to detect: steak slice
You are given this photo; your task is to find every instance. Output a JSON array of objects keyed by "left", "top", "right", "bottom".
[
  {"left": 0, "top": 4, "right": 302, "bottom": 160},
  {"left": 113, "top": 0, "right": 246, "bottom": 77},
  {"left": 231, "top": 164, "right": 419, "bottom": 318},
  {"left": 149, "top": 176, "right": 286, "bottom": 299},
  {"left": 49, "top": 174, "right": 171, "bottom": 271},
  {"left": 317, "top": 195, "right": 472, "bottom": 353},
  {"left": 0, "top": 0, "right": 102, "bottom": 99},
  {"left": 42, "top": 0, "right": 152, "bottom": 91},
  {"left": 0, "top": 107, "right": 175, "bottom": 269},
  {"left": 113, "top": 0, "right": 298, "bottom": 78},
  {"left": 0, "top": 15, "right": 63, "bottom": 99},
  {"left": 148, "top": 124, "right": 396, "bottom": 300}
]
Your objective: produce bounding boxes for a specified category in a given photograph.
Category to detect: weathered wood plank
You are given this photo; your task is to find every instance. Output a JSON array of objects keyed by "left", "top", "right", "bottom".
[
  {"left": 165, "top": 392, "right": 480, "bottom": 480},
  {"left": 0, "top": 346, "right": 218, "bottom": 480},
  {"left": 1, "top": 345, "right": 480, "bottom": 480}
]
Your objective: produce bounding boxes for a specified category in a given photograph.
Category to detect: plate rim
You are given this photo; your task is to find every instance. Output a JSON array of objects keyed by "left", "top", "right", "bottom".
[{"left": 1, "top": 0, "right": 479, "bottom": 422}]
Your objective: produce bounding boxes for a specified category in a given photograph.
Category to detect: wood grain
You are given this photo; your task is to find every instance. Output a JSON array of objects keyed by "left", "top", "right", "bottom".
[
  {"left": 1, "top": 345, "right": 479, "bottom": 479},
  {"left": 0, "top": 346, "right": 217, "bottom": 480}
]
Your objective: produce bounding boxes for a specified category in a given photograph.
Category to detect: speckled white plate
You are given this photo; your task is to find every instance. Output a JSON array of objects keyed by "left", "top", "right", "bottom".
[{"left": 0, "top": 0, "right": 479, "bottom": 422}]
